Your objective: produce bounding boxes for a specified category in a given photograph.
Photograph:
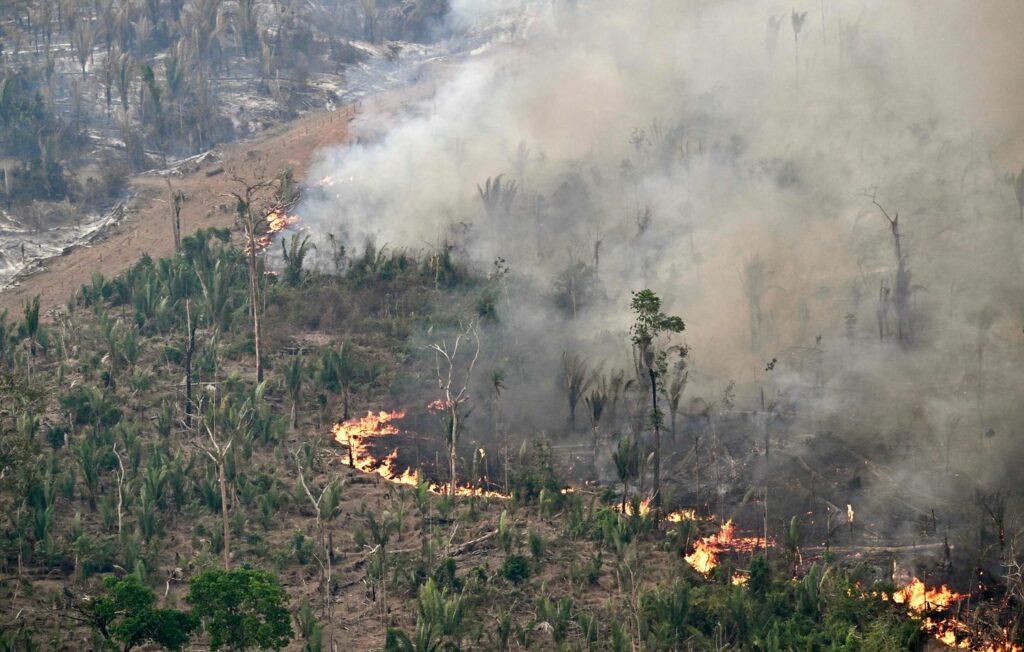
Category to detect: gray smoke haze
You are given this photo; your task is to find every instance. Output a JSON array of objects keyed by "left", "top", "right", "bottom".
[{"left": 296, "top": 0, "right": 1024, "bottom": 500}]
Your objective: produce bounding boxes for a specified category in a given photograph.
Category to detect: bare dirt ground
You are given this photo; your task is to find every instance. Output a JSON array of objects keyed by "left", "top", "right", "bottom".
[{"left": 0, "top": 79, "right": 437, "bottom": 318}]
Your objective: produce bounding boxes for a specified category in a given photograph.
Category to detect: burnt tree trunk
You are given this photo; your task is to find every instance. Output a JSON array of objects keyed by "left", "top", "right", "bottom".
[{"left": 649, "top": 367, "right": 661, "bottom": 518}]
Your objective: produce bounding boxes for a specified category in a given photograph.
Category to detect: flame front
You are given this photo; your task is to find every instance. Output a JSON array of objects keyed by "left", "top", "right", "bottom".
[
  {"left": 886, "top": 578, "right": 1020, "bottom": 651},
  {"left": 331, "top": 410, "right": 408, "bottom": 480},
  {"left": 331, "top": 410, "right": 507, "bottom": 499},
  {"left": 684, "top": 520, "right": 770, "bottom": 575},
  {"left": 892, "top": 577, "right": 963, "bottom": 611}
]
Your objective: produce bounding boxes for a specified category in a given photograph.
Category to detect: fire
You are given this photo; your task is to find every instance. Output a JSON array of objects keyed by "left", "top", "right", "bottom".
[
  {"left": 886, "top": 578, "right": 1021, "bottom": 651},
  {"left": 892, "top": 577, "right": 963, "bottom": 611},
  {"left": 426, "top": 399, "right": 452, "bottom": 412},
  {"left": 330, "top": 410, "right": 508, "bottom": 499},
  {"left": 247, "top": 210, "right": 300, "bottom": 253},
  {"left": 617, "top": 497, "right": 697, "bottom": 523},
  {"left": 666, "top": 508, "right": 699, "bottom": 523},
  {"left": 331, "top": 410, "right": 408, "bottom": 480},
  {"left": 684, "top": 520, "right": 770, "bottom": 575},
  {"left": 847, "top": 503, "right": 854, "bottom": 523}
]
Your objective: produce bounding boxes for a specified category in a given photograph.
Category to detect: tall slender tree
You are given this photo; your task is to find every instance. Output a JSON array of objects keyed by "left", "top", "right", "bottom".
[
  {"left": 629, "top": 289, "right": 685, "bottom": 520},
  {"left": 226, "top": 167, "right": 281, "bottom": 383}
]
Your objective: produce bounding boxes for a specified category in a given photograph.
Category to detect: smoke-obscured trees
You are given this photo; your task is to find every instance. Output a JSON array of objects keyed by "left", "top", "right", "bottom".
[
  {"left": 869, "top": 192, "right": 913, "bottom": 348},
  {"left": 560, "top": 352, "right": 592, "bottom": 432}
]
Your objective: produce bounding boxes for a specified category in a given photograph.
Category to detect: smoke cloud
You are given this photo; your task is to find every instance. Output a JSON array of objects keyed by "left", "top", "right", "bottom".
[{"left": 297, "top": 0, "right": 1024, "bottom": 516}]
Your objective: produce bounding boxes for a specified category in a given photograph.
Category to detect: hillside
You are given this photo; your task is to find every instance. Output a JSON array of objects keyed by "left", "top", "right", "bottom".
[
  {"left": 0, "top": 227, "right": 1017, "bottom": 650},
  {"left": 4, "top": 1, "right": 1024, "bottom": 651}
]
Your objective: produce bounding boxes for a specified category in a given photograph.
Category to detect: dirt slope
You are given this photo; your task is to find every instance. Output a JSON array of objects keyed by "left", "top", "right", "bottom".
[{"left": 0, "top": 108, "right": 355, "bottom": 316}]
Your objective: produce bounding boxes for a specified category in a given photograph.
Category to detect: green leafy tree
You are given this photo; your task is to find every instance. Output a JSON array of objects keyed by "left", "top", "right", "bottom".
[
  {"left": 186, "top": 569, "right": 293, "bottom": 651},
  {"left": 81, "top": 574, "right": 199, "bottom": 651},
  {"left": 629, "top": 289, "right": 685, "bottom": 518}
]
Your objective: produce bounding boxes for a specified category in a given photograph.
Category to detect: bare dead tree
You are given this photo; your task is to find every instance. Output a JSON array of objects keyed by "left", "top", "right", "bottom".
[
  {"left": 429, "top": 320, "right": 481, "bottom": 496},
  {"left": 765, "top": 14, "right": 784, "bottom": 70},
  {"left": 868, "top": 190, "right": 912, "bottom": 347},
  {"left": 199, "top": 417, "right": 234, "bottom": 570},
  {"left": 225, "top": 166, "right": 282, "bottom": 383}
]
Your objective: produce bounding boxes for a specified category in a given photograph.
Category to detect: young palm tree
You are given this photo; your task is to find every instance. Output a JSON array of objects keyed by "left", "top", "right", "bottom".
[
  {"left": 560, "top": 352, "right": 591, "bottom": 432},
  {"left": 666, "top": 363, "right": 688, "bottom": 439},
  {"left": 285, "top": 354, "right": 303, "bottom": 430},
  {"left": 583, "top": 384, "right": 607, "bottom": 461},
  {"left": 612, "top": 436, "right": 639, "bottom": 513}
]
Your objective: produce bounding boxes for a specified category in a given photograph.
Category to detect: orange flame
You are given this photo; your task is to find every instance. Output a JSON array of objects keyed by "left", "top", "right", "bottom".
[
  {"left": 618, "top": 497, "right": 697, "bottom": 523},
  {"left": 886, "top": 578, "right": 1021, "bottom": 651},
  {"left": 247, "top": 210, "right": 300, "bottom": 254},
  {"left": 426, "top": 399, "right": 452, "bottom": 412},
  {"left": 684, "top": 520, "right": 770, "bottom": 575},
  {"left": 892, "top": 577, "right": 963, "bottom": 611},
  {"left": 330, "top": 410, "right": 508, "bottom": 499}
]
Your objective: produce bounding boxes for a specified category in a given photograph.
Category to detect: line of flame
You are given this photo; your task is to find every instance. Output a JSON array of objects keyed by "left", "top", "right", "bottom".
[
  {"left": 330, "top": 413, "right": 1019, "bottom": 650},
  {"left": 331, "top": 410, "right": 508, "bottom": 499}
]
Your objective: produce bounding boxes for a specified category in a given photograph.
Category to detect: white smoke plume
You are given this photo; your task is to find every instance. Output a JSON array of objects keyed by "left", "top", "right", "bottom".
[{"left": 297, "top": 0, "right": 1024, "bottom": 495}]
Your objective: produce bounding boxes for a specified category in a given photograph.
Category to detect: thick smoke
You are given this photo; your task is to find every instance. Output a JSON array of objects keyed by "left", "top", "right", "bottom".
[{"left": 298, "top": 0, "right": 1024, "bottom": 508}]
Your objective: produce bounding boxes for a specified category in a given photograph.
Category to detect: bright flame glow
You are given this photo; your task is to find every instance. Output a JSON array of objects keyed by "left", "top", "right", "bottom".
[
  {"left": 684, "top": 520, "right": 770, "bottom": 575},
  {"left": 892, "top": 577, "right": 963, "bottom": 611},
  {"left": 886, "top": 578, "right": 1021, "bottom": 651},
  {"left": 330, "top": 410, "right": 507, "bottom": 499},
  {"left": 247, "top": 210, "right": 300, "bottom": 253}
]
